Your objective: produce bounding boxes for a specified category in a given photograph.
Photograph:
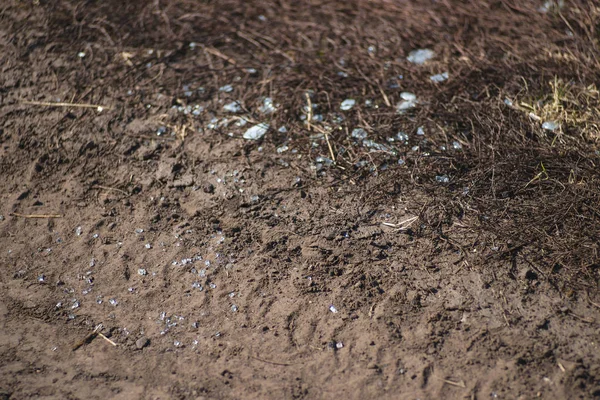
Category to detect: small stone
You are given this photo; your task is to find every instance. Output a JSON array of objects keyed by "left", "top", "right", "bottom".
[
  {"left": 136, "top": 337, "right": 149, "bottom": 349},
  {"left": 203, "top": 183, "right": 215, "bottom": 194}
]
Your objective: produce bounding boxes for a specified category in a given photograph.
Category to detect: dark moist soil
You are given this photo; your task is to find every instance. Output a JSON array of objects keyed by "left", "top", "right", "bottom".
[{"left": 1, "top": 1, "right": 600, "bottom": 399}]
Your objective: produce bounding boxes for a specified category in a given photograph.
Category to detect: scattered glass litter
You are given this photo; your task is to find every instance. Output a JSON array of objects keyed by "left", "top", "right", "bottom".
[
  {"left": 407, "top": 48, "right": 435, "bottom": 64},
  {"left": 278, "top": 126, "right": 288, "bottom": 133},
  {"left": 417, "top": 127, "right": 425, "bottom": 136},
  {"left": 231, "top": 305, "right": 238, "bottom": 312},
  {"left": 277, "top": 145, "right": 289, "bottom": 153},
  {"left": 71, "top": 301, "right": 80, "bottom": 309},
  {"left": 329, "top": 305, "right": 338, "bottom": 314},
  {"left": 145, "top": 243, "right": 152, "bottom": 249},
  {"left": 174, "top": 340, "right": 182, "bottom": 347},
  {"left": 259, "top": 97, "right": 277, "bottom": 114},
  {"left": 396, "top": 92, "right": 417, "bottom": 113},
  {"left": 75, "top": 226, "right": 83, "bottom": 236},
  {"left": 542, "top": 121, "right": 559, "bottom": 131},
  {"left": 246, "top": 68, "right": 257, "bottom": 74},
  {"left": 336, "top": 342, "right": 344, "bottom": 349},
  {"left": 337, "top": 71, "right": 348, "bottom": 78},
  {"left": 138, "top": 268, "right": 147, "bottom": 276},
  {"left": 430, "top": 72, "right": 449, "bottom": 83},
  {"left": 539, "top": 0, "right": 564, "bottom": 13},
  {"left": 192, "top": 282, "right": 203, "bottom": 291},
  {"left": 340, "top": 99, "right": 356, "bottom": 111},
  {"left": 108, "top": 298, "right": 118, "bottom": 306},
  {"left": 351, "top": 128, "right": 368, "bottom": 140},
  {"left": 209, "top": 282, "right": 217, "bottom": 289},
  {"left": 223, "top": 101, "right": 242, "bottom": 113},
  {"left": 435, "top": 175, "right": 450, "bottom": 183},
  {"left": 37, "top": 275, "right": 45, "bottom": 283},
  {"left": 243, "top": 123, "right": 269, "bottom": 140},
  {"left": 77, "top": 52, "right": 85, "bottom": 58},
  {"left": 219, "top": 84, "right": 233, "bottom": 93},
  {"left": 452, "top": 141, "right": 463, "bottom": 150}
]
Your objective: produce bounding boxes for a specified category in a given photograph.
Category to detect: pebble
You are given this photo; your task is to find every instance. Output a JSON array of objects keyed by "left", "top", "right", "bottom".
[{"left": 136, "top": 337, "right": 149, "bottom": 349}]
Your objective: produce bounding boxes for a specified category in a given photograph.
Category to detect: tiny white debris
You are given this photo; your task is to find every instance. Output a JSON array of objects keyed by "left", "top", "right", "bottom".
[
  {"left": 351, "top": 128, "right": 368, "bottom": 140},
  {"left": 278, "top": 126, "right": 288, "bottom": 133},
  {"left": 396, "top": 92, "right": 417, "bottom": 113},
  {"left": 109, "top": 298, "right": 118, "bottom": 306},
  {"left": 504, "top": 98, "right": 514, "bottom": 106},
  {"left": 417, "top": 127, "right": 425, "bottom": 136},
  {"left": 75, "top": 226, "right": 83, "bottom": 236},
  {"left": 219, "top": 84, "right": 233, "bottom": 93},
  {"left": 243, "top": 123, "right": 269, "bottom": 140},
  {"left": 340, "top": 99, "right": 356, "bottom": 111},
  {"left": 542, "top": 121, "right": 559, "bottom": 131},
  {"left": 430, "top": 72, "right": 449, "bottom": 83},
  {"left": 189, "top": 42, "right": 197, "bottom": 49},
  {"left": 223, "top": 101, "right": 242, "bottom": 113},
  {"left": 77, "top": 52, "right": 86, "bottom": 58},
  {"left": 277, "top": 145, "right": 289, "bottom": 153},
  {"left": 97, "top": 106, "right": 104, "bottom": 113},
  {"left": 435, "top": 175, "right": 450, "bottom": 183},
  {"left": 539, "top": 0, "right": 564, "bottom": 13},
  {"left": 138, "top": 268, "right": 147, "bottom": 276},
  {"left": 407, "top": 48, "right": 435, "bottom": 65},
  {"left": 135, "top": 228, "right": 144, "bottom": 234},
  {"left": 329, "top": 305, "right": 338, "bottom": 313},
  {"left": 336, "top": 342, "right": 344, "bottom": 349},
  {"left": 452, "top": 141, "right": 463, "bottom": 150},
  {"left": 401, "top": 92, "right": 417, "bottom": 101},
  {"left": 145, "top": 243, "right": 152, "bottom": 249},
  {"left": 259, "top": 97, "right": 277, "bottom": 114}
]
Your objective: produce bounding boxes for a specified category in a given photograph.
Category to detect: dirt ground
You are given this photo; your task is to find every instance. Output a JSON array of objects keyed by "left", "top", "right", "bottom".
[{"left": 1, "top": 0, "right": 600, "bottom": 399}]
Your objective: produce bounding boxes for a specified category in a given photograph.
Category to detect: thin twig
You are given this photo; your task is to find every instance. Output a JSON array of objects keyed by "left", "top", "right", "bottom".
[
  {"left": 22, "top": 100, "right": 111, "bottom": 110},
  {"left": 250, "top": 354, "right": 295, "bottom": 366},
  {"left": 98, "top": 332, "right": 118, "bottom": 347},
  {"left": 204, "top": 46, "right": 237, "bottom": 65},
  {"left": 10, "top": 212, "right": 62, "bottom": 219}
]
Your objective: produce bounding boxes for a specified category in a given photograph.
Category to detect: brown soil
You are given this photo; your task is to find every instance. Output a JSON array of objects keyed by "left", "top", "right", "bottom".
[{"left": 1, "top": 0, "right": 600, "bottom": 399}]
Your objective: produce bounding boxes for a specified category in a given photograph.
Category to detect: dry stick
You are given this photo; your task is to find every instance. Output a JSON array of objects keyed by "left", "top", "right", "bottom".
[
  {"left": 305, "top": 93, "right": 337, "bottom": 164},
  {"left": 22, "top": 100, "right": 111, "bottom": 110},
  {"left": 250, "top": 354, "right": 294, "bottom": 367},
  {"left": 10, "top": 212, "right": 62, "bottom": 219},
  {"left": 98, "top": 332, "right": 118, "bottom": 347},
  {"left": 204, "top": 46, "right": 237, "bottom": 65},
  {"left": 438, "top": 377, "right": 466, "bottom": 388},
  {"left": 72, "top": 325, "right": 103, "bottom": 351}
]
